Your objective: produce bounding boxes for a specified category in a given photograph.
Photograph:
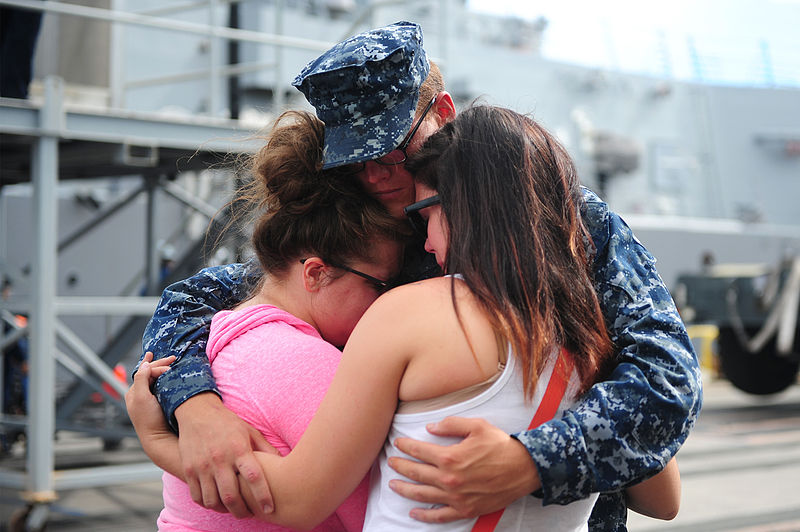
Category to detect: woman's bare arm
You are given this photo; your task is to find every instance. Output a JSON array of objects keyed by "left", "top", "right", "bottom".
[
  {"left": 125, "top": 354, "right": 184, "bottom": 478},
  {"left": 625, "top": 457, "right": 681, "bottom": 520},
  {"left": 239, "top": 289, "right": 421, "bottom": 529}
]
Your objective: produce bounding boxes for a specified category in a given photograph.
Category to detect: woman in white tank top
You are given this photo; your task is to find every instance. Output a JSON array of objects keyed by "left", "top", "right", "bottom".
[{"left": 130, "top": 106, "right": 680, "bottom": 531}]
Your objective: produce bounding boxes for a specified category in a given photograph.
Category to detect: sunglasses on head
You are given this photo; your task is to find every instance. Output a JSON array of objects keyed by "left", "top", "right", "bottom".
[{"left": 402, "top": 194, "right": 441, "bottom": 235}]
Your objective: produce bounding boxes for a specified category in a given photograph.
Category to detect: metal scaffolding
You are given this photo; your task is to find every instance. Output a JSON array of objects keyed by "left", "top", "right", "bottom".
[
  {"left": 0, "top": 1, "right": 334, "bottom": 528},
  {"left": 0, "top": 75, "right": 259, "bottom": 530}
]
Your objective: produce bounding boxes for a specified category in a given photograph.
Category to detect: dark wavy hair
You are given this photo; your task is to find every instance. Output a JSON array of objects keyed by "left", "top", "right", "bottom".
[
  {"left": 406, "top": 105, "right": 612, "bottom": 397},
  {"left": 237, "top": 110, "right": 407, "bottom": 277}
]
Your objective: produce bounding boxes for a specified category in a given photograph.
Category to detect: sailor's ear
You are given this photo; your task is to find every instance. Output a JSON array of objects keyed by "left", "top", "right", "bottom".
[{"left": 432, "top": 91, "right": 456, "bottom": 126}]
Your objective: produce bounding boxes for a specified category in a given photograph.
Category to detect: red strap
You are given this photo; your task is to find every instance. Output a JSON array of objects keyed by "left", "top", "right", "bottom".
[
  {"left": 527, "top": 351, "right": 572, "bottom": 430},
  {"left": 471, "top": 509, "right": 505, "bottom": 532},
  {"left": 471, "top": 350, "right": 572, "bottom": 532}
]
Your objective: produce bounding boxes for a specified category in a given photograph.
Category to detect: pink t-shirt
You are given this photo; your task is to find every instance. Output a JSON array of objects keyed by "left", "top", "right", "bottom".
[{"left": 157, "top": 304, "right": 368, "bottom": 531}]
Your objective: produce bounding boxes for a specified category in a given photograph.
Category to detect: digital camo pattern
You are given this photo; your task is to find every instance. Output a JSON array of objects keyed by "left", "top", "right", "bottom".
[
  {"left": 514, "top": 188, "right": 703, "bottom": 531},
  {"left": 139, "top": 260, "right": 259, "bottom": 431},
  {"left": 292, "top": 21, "right": 429, "bottom": 169},
  {"left": 138, "top": 188, "right": 702, "bottom": 530}
]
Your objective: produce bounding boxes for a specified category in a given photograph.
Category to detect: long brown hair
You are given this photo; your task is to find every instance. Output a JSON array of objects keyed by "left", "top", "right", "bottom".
[
  {"left": 238, "top": 110, "right": 406, "bottom": 277},
  {"left": 406, "top": 106, "right": 612, "bottom": 397}
]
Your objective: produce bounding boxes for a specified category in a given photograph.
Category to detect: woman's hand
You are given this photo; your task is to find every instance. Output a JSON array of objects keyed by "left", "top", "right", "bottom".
[{"left": 125, "top": 352, "right": 180, "bottom": 469}]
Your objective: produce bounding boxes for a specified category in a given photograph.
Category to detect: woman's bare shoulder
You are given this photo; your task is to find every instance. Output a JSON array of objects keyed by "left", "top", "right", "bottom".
[
  {"left": 385, "top": 275, "right": 470, "bottom": 300},
  {"left": 360, "top": 276, "right": 480, "bottom": 337}
]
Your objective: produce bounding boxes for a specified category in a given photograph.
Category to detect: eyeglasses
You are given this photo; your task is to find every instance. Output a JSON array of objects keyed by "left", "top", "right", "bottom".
[
  {"left": 300, "top": 258, "right": 394, "bottom": 293},
  {"left": 402, "top": 194, "right": 441, "bottom": 235},
  {"left": 341, "top": 95, "right": 437, "bottom": 174}
]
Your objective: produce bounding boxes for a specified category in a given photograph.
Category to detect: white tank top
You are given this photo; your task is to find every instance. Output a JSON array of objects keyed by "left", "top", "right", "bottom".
[{"left": 363, "top": 347, "right": 598, "bottom": 531}]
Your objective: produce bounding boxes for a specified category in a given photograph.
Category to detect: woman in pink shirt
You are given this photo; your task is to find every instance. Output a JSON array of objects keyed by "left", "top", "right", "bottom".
[{"left": 130, "top": 110, "right": 407, "bottom": 531}]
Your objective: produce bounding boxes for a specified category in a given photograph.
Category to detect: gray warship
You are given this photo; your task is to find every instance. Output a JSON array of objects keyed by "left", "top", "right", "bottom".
[{"left": 0, "top": 1, "right": 798, "bottom": 528}]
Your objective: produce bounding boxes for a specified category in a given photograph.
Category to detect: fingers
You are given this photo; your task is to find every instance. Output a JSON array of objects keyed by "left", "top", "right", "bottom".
[
  {"left": 147, "top": 354, "right": 176, "bottom": 370},
  {"left": 184, "top": 457, "right": 229, "bottom": 514},
  {"left": 388, "top": 478, "right": 449, "bottom": 504},
  {"left": 128, "top": 360, "right": 154, "bottom": 401},
  {"left": 250, "top": 430, "right": 280, "bottom": 456},
  {"left": 235, "top": 452, "right": 274, "bottom": 514},
  {"left": 392, "top": 437, "right": 451, "bottom": 468},
  {"left": 133, "top": 357, "right": 153, "bottom": 382},
  {"left": 425, "top": 416, "right": 484, "bottom": 438},
  {"left": 186, "top": 472, "right": 205, "bottom": 511},
  {"left": 389, "top": 416, "right": 533, "bottom": 524},
  {"left": 132, "top": 354, "right": 175, "bottom": 385},
  {"left": 388, "top": 456, "right": 454, "bottom": 491},
  {"left": 187, "top": 458, "right": 259, "bottom": 517},
  {"left": 215, "top": 468, "right": 253, "bottom": 518},
  {"left": 177, "top": 402, "right": 266, "bottom": 518},
  {"left": 195, "top": 470, "right": 226, "bottom": 514},
  {"left": 408, "top": 505, "right": 468, "bottom": 524},
  {"left": 393, "top": 417, "right": 486, "bottom": 466}
]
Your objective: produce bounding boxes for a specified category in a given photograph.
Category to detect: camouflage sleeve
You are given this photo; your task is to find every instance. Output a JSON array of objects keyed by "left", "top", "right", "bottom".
[
  {"left": 514, "top": 188, "right": 703, "bottom": 509},
  {"left": 138, "top": 261, "right": 258, "bottom": 431}
]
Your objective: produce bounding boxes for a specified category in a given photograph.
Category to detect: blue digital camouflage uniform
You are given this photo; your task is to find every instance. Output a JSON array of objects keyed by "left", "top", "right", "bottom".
[
  {"left": 292, "top": 21, "right": 429, "bottom": 169},
  {"left": 516, "top": 188, "right": 703, "bottom": 530},
  {"left": 140, "top": 187, "right": 702, "bottom": 532}
]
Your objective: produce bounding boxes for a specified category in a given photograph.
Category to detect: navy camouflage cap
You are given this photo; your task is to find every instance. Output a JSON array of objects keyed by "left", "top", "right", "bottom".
[{"left": 292, "top": 21, "right": 430, "bottom": 170}]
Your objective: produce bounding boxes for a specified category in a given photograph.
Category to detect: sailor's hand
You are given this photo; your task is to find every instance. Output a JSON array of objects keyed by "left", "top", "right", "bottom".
[
  {"left": 175, "top": 392, "right": 278, "bottom": 518},
  {"left": 387, "top": 416, "right": 540, "bottom": 523}
]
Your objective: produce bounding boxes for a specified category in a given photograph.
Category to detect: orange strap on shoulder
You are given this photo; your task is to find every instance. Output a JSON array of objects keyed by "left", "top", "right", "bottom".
[{"left": 470, "top": 350, "right": 572, "bottom": 532}]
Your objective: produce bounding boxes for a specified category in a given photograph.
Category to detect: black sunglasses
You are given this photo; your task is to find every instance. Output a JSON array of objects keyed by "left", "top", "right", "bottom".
[
  {"left": 341, "top": 95, "right": 437, "bottom": 174},
  {"left": 300, "top": 258, "right": 394, "bottom": 293},
  {"left": 403, "top": 195, "right": 441, "bottom": 235}
]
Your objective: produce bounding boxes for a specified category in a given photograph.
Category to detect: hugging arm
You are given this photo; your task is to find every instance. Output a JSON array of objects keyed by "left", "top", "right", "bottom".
[
  {"left": 512, "top": 191, "right": 700, "bottom": 530},
  {"left": 389, "top": 189, "right": 702, "bottom": 526},
  {"left": 138, "top": 261, "right": 277, "bottom": 517},
  {"left": 140, "top": 262, "right": 255, "bottom": 424},
  {"left": 126, "top": 354, "right": 183, "bottom": 477},
  {"left": 625, "top": 457, "right": 680, "bottom": 520},
  {"left": 516, "top": 191, "right": 701, "bottom": 498},
  {"left": 135, "top": 291, "right": 413, "bottom": 531},
  {"left": 238, "top": 300, "right": 408, "bottom": 530}
]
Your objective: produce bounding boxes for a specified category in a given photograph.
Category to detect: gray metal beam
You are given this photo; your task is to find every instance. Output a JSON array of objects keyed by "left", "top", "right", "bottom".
[
  {"left": 54, "top": 320, "right": 129, "bottom": 399},
  {"left": 0, "top": 463, "right": 162, "bottom": 491},
  {"left": 0, "top": 470, "right": 26, "bottom": 490},
  {"left": 145, "top": 178, "right": 161, "bottom": 296},
  {"left": 0, "top": 0, "right": 332, "bottom": 51},
  {"left": 27, "top": 76, "right": 61, "bottom": 503},
  {"left": 2, "top": 297, "right": 160, "bottom": 315},
  {"left": 161, "top": 180, "right": 220, "bottom": 219},
  {"left": 53, "top": 349, "right": 125, "bottom": 411},
  {"left": 0, "top": 101, "right": 261, "bottom": 152},
  {"left": 56, "top": 184, "right": 148, "bottom": 254},
  {"left": 53, "top": 463, "right": 163, "bottom": 490},
  {"left": 56, "top": 297, "right": 160, "bottom": 315}
]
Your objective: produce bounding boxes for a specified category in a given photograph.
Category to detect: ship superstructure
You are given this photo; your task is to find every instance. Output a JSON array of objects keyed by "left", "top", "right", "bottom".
[{"left": 0, "top": 0, "right": 798, "bottom": 528}]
